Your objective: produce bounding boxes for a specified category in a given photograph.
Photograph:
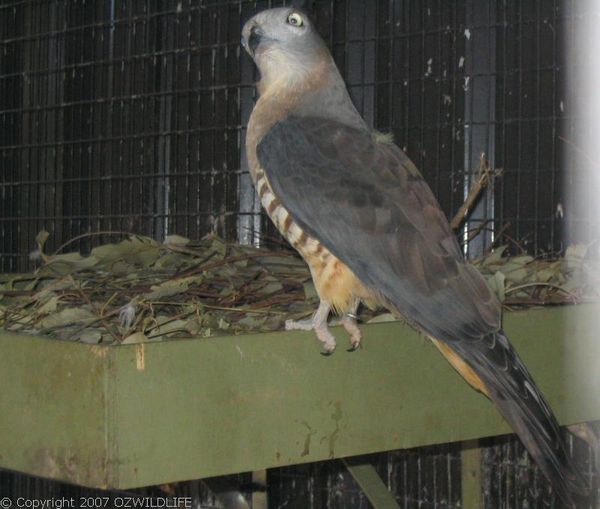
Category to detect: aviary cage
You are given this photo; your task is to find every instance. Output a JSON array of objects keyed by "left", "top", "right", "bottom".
[{"left": 0, "top": 1, "right": 599, "bottom": 508}]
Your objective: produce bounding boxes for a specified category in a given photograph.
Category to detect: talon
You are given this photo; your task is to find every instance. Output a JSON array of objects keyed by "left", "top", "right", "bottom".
[
  {"left": 315, "top": 326, "right": 337, "bottom": 353},
  {"left": 320, "top": 343, "right": 336, "bottom": 355},
  {"left": 287, "top": 301, "right": 340, "bottom": 354},
  {"left": 347, "top": 340, "right": 361, "bottom": 352},
  {"left": 341, "top": 306, "right": 362, "bottom": 351}
]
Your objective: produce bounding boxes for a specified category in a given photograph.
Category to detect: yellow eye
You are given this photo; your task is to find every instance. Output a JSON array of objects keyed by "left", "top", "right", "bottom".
[{"left": 287, "top": 12, "right": 304, "bottom": 27}]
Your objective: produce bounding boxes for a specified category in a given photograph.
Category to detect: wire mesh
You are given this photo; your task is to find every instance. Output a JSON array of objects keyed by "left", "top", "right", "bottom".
[
  {"left": 266, "top": 445, "right": 463, "bottom": 509},
  {"left": 481, "top": 421, "right": 600, "bottom": 509},
  {"left": 495, "top": 0, "right": 563, "bottom": 255},
  {"left": 0, "top": 0, "right": 594, "bottom": 261},
  {"left": 0, "top": 0, "right": 267, "bottom": 272},
  {"left": 0, "top": 0, "right": 599, "bottom": 508}
]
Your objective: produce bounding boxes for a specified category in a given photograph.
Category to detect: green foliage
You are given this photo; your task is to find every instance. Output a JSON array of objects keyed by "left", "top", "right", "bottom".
[
  {"left": 472, "top": 243, "right": 598, "bottom": 305},
  {"left": 0, "top": 233, "right": 317, "bottom": 343},
  {"left": 0, "top": 233, "right": 596, "bottom": 344}
]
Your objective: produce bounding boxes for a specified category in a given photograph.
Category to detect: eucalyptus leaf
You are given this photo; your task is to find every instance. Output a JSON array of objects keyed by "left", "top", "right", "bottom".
[
  {"left": 79, "top": 329, "right": 103, "bottom": 344},
  {"left": 236, "top": 315, "right": 267, "bottom": 330},
  {"left": 122, "top": 331, "right": 148, "bottom": 344},
  {"left": 38, "top": 307, "right": 97, "bottom": 329},
  {"left": 91, "top": 237, "right": 160, "bottom": 269},
  {"left": 501, "top": 266, "right": 530, "bottom": 284},
  {"left": 35, "top": 295, "right": 60, "bottom": 316},
  {"left": 154, "top": 253, "right": 190, "bottom": 270},
  {"left": 303, "top": 281, "right": 318, "bottom": 300},
  {"left": 480, "top": 245, "right": 508, "bottom": 266},
  {"left": 164, "top": 235, "right": 190, "bottom": 246},
  {"left": 38, "top": 252, "right": 99, "bottom": 275},
  {"left": 143, "top": 278, "right": 191, "bottom": 300},
  {"left": 485, "top": 271, "right": 506, "bottom": 302},
  {"left": 4, "top": 230, "right": 595, "bottom": 345},
  {"left": 35, "top": 230, "right": 50, "bottom": 252},
  {"left": 149, "top": 318, "right": 190, "bottom": 338}
]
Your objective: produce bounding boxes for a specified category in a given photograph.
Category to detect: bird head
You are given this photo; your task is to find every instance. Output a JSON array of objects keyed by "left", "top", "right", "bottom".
[{"left": 241, "top": 8, "right": 330, "bottom": 95}]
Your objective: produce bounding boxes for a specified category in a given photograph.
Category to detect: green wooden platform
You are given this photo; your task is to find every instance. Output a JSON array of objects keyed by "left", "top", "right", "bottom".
[{"left": 0, "top": 305, "right": 598, "bottom": 490}]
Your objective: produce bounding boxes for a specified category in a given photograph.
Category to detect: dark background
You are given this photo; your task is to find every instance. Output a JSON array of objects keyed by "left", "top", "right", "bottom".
[{"left": 0, "top": 0, "right": 598, "bottom": 507}]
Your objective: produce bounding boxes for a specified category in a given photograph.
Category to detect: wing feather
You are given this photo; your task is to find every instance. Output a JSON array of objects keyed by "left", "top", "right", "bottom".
[
  {"left": 256, "top": 116, "right": 587, "bottom": 504},
  {"left": 257, "top": 116, "right": 500, "bottom": 342}
]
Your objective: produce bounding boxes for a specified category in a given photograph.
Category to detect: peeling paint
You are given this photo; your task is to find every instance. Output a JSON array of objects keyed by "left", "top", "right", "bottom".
[
  {"left": 136, "top": 343, "right": 145, "bottom": 370},
  {"left": 90, "top": 345, "right": 108, "bottom": 358},
  {"left": 35, "top": 447, "right": 107, "bottom": 487},
  {"left": 300, "top": 421, "right": 316, "bottom": 457},
  {"left": 321, "top": 401, "right": 342, "bottom": 459},
  {"left": 235, "top": 345, "right": 244, "bottom": 359}
]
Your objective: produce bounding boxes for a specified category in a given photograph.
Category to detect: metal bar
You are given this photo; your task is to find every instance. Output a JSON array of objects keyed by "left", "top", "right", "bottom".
[
  {"left": 251, "top": 470, "right": 268, "bottom": 509},
  {"left": 463, "top": 0, "right": 497, "bottom": 258},
  {"left": 460, "top": 440, "right": 483, "bottom": 509},
  {"left": 343, "top": 458, "right": 400, "bottom": 509},
  {"left": 202, "top": 477, "right": 252, "bottom": 509}
]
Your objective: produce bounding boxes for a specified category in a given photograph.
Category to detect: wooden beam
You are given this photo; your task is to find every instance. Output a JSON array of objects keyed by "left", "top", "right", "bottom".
[
  {"left": 344, "top": 458, "right": 400, "bottom": 509},
  {"left": 461, "top": 440, "right": 483, "bottom": 508},
  {"left": 0, "top": 305, "right": 598, "bottom": 489}
]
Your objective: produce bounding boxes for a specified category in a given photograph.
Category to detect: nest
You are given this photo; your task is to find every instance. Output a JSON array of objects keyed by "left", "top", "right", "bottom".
[{"left": 0, "top": 232, "right": 596, "bottom": 344}]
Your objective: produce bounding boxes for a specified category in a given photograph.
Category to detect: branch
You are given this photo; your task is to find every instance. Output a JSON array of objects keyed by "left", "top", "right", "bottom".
[{"left": 450, "top": 153, "right": 502, "bottom": 231}]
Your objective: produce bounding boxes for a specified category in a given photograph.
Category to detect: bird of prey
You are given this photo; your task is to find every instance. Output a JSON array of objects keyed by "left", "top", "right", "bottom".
[{"left": 241, "top": 7, "right": 587, "bottom": 506}]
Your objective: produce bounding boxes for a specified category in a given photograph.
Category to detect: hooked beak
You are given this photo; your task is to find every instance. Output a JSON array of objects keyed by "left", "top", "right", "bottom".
[
  {"left": 249, "top": 26, "right": 265, "bottom": 53},
  {"left": 241, "top": 25, "right": 265, "bottom": 55}
]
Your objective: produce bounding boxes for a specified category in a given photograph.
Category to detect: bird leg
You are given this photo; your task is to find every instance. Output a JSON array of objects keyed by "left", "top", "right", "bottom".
[
  {"left": 340, "top": 300, "right": 361, "bottom": 351},
  {"left": 285, "top": 300, "right": 337, "bottom": 354}
]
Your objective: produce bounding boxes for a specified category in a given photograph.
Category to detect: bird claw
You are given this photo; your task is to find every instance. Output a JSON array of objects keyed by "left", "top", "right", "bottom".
[
  {"left": 286, "top": 315, "right": 362, "bottom": 353},
  {"left": 285, "top": 316, "right": 338, "bottom": 353},
  {"left": 320, "top": 343, "right": 336, "bottom": 356},
  {"left": 285, "top": 302, "right": 364, "bottom": 354},
  {"left": 315, "top": 326, "right": 337, "bottom": 353},
  {"left": 340, "top": 314, "right": 362, "bottom": 352},
  {"left": 346, "top": 338, "right": 361, "bottom": 352}
]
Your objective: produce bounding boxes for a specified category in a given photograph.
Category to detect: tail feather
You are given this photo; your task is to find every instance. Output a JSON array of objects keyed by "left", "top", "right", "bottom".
[{"left": 439, "top": 330, "right": 588, "bottom": 507}]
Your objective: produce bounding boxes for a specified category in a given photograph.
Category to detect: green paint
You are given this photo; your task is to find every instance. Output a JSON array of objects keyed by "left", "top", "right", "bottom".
[
  {"left": 461, "top": 440, "right": 483, "bottom": 508},
  {"left": 0, "top": 305, "right": 599, "bottom": 489}
]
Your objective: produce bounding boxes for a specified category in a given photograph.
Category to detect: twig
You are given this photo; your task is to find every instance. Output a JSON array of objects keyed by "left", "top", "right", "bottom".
[
  {"left": 486, "top": 222, "right": 512, "bottom": 252},
  {"left": 450, "top": 153, "right": 502, "bottom": 231},
  {"left": 51, "top": 230, "right": 133, "bottom": 256},
  {"left": 198, "top": 303, "right": 288, "bottom": 315},
  {"left": 504, "top": 282, "right": 580, "bottom": 302},
  {"left": 145, "top": 301, "right": 289, "bottom": 315},
  {"left": 144, "top": 309, "right": 197, "bottom": 337},
  {"left": 465, "top": 220, "right": 494, "bottom": 244},
  {"left": 173, "top": 250, "right": 299, "bottom": 279},
  {"left": 70, "top": 277, "right": 120, "bottom": 342}
]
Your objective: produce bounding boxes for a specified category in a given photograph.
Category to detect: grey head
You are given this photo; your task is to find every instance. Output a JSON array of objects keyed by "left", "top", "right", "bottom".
[
  {"left": 241, "top": 7, "right": 330, "bottom": 92},
  {"left": 241, "top": 7, "right": 367, "bottom": 129}
]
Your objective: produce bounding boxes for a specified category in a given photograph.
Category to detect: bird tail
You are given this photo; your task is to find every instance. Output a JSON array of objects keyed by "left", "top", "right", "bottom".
[{"left": 433, "top": 330, "right": 588, "bottom": 507}]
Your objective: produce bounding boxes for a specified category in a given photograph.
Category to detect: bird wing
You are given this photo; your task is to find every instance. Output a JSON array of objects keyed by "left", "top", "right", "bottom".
[
  {"left": 257, "top": 115, "right": 500, "bottom": 343},
  {"left": 257, "top": 115, "right": 587, "bottom": 504}
]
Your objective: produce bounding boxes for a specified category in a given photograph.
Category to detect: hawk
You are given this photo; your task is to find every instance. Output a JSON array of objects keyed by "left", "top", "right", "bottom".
[{"left": 241, "top": 7, "right": 587, "bottom": 506}]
